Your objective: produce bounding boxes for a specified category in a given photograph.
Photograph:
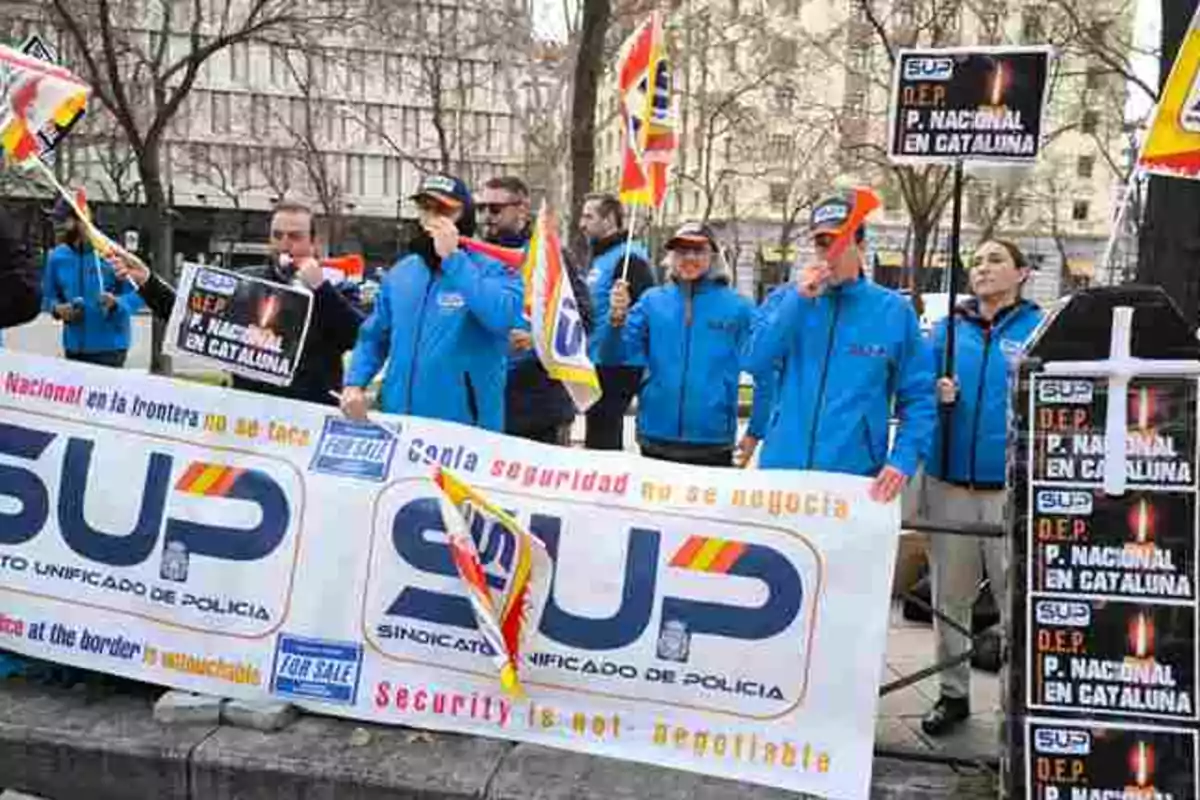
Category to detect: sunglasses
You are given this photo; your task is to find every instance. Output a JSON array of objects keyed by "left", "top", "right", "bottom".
[
  {"left": 479, "top": 201, "right": 519, "bottom": 215},
  {"left": 812, "top": 234, "right": 837, "bottom": 250}
]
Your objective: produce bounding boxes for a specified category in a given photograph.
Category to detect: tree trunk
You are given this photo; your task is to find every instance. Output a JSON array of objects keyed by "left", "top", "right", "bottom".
[
  {"left": 1138, "top": 0, "right": 1200, "bottom": 320},
  {"left": 141, "top": 150, "right": 173, "bottom": 376},
  {"left": 910, "top": 220, "right": 932, "bottom": 292},
  {"left": 567, "top": 0, "right": 613, "bottom": 259}
]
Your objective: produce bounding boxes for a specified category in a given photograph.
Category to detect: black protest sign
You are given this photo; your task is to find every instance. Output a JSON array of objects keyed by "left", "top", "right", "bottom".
[
  {"left": 888, "top": 46, "right": 1051, "bottom": 164},
  {"left": 1031, "top": 489, "right": 1196, "bottom": 601},
  {"left": 1007, "top": 287, "right": 1200, "bottom": 799},
  {"left": 1030, "top": 377, "right": 1198, "bottom": 489},
  {"left": 1025, "top": 718, "right": 1198, "bottom": 800},
  {"left": 164, "top": 263, "right": 313, "bottom": 387},
  {"left": 1028, "top": 597, "right": 1197, "bottom": 721}
]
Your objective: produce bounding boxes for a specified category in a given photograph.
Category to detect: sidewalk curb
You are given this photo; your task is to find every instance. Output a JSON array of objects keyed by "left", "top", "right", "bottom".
[{"left": 0, "top": 683, "right": 996, "bottom": 799}]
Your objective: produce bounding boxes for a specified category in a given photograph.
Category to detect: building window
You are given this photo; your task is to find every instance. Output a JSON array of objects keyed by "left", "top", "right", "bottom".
[
  {"left": 769, "top": 37, "right": 798, "bottom": 67},
  {"left": 230, "top": 41, "right": 248, "bottom": 82},
  {"left": 726, "top": 42, "right": 737, "bottom": 72},
  {"left": 767, "top": 134, "right": 791, "bottom": 162},
  {"left": 1077, "top": 155, "right": 1095, "bottom": 178},
  {"left": 1009, "top": 197, "right": 1026, "bottom": 224},
  {"left": 1072, "top": 200, "right": 1090, "bottom": 221},
  {"left": 1081, "top": 111, "right": 1099, "bottom": 134},
  {"left": 1085, "top": 67, "right": 1103, "bottom": 90},
  {"left": 773, "top": 85, "right": 795, "bottom": 113},
  {"left": 769, "top": 182, "right": 789, "bottom": 206},
  {"left": 1020, "top": 10, "right": 1043, "bottom": 42},
  {"left": 251, "top": 94, "right": 268, "bottom": 139},
  {"left": 210, "top": 92, "right": 231, "bottom": 135}
]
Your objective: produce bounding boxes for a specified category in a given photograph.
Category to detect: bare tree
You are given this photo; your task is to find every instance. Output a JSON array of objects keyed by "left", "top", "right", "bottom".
[{"left": 48, "top": 0, "right": 344, "bottom": 372}]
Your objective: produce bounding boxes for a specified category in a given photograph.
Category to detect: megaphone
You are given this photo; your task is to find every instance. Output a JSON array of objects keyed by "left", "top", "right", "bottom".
[{"left": 459, "top": 237, "right": 525, "bottom": 268}]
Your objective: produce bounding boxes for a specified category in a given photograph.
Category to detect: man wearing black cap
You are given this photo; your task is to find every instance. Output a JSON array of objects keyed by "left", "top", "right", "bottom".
[
  {"left": 341, "top": 174, "right": 522, "bottom": 430},
  {"left": 744, "top": 192, "right": 935, "bottom": 502},
  {"left": 41, "top": 196, "right": 143, "bottom": 367},
  {"left": 608, "top": 222, "right": 771, "bottom": 466}
]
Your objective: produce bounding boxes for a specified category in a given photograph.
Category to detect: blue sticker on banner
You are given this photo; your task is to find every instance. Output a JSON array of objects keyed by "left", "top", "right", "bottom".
[
  {"left": 309, "top": 417, "right": 398, "bottom": 482},
  {"left": 270, "top": 634, "right": 363, "bottom": 705}
]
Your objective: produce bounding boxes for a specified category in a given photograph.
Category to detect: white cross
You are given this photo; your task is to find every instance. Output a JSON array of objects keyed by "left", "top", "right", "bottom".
[{"left": 1042, "top": 306, "right": 1200, "bottom": 496}]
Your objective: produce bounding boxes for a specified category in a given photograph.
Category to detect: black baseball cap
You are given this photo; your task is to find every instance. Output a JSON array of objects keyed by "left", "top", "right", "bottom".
[
  {"left": 664, "top": 221, "right": 718, "bottom": 251},
  {"left": 810, "top": 194, "right": 866, "bottom": 242},
  {"left": 411, "top": 174, "right": 471, "bottom": 210}
]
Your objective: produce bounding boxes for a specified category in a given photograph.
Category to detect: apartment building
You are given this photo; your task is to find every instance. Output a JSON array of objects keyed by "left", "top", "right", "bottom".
[
  {"left": 593, "top": 0, "right": 1135, "bottom": 303},
  {"left": 1, "top": 0, "right": 541, "bottom": 263}
]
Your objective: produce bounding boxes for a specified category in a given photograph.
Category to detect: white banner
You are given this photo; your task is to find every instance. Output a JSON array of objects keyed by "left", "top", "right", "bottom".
[{"left": 0, "top": 352, "right": 898, "bottom": 800}]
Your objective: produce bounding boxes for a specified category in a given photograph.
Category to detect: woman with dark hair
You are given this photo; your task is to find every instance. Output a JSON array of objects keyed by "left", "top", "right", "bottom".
[{"left": 919, "top": 238, "right": 1044, "bottom": 735}]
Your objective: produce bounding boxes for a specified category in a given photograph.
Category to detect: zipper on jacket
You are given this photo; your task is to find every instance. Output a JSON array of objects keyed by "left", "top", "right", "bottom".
[
  {"left": 677, "top": 287, "right": 695, "bottom": 440},
  {"left": 405, "top": 274, "right": 436, "bottom": 414},
  {"left": 967, "top": 325, "right": 993, "bottom": 487},
  {"left": 806, "top": 294, "right": 842, "bottom": 469}
]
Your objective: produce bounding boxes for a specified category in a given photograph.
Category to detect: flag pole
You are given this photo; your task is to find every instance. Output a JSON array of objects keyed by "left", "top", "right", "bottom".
[
  {"left": 1097, "top": 166, "right": 1141, "bottom": 283},
  {"left": 619, "top": 203, "right": 640, "bottom": 282}
]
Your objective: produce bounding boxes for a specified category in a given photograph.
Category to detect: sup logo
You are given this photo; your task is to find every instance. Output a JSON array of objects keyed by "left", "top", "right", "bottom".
[
  {"left": 365, "top": 481, "right": 820, "bottom": 716},
  {"left": 0, "top": 419, "right": 302, "bottom": 636}
]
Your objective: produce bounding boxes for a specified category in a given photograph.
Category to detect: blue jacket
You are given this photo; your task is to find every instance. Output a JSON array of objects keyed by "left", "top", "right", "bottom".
[
  {"left": 744, "top": 277, "right": 936, "bottom": 477},
  {"left": 42, "top": 243, "right": 143, "bottom": 354},
  {"left": 926, "top": 299, "right": 1044, "bottom": 487},
  {"left": 345, "top": 248, "right": 521, "bottom": 431},
  {"left": 606, "top": 272, "right": 772, "bottom": 447},
  {"left": 586, "top": 236, "right": 653, "bottom": 367}
]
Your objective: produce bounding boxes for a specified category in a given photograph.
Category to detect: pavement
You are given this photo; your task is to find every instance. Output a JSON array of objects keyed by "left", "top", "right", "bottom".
[
  {"left": 0, "top": 608, "right": 999, "bottom": 799},
  {"left": 0, "top": 317, "right": 1000, "bottom": 797}
]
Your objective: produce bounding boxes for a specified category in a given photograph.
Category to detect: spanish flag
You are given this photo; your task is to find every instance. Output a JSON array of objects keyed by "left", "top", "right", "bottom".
[
  {"left": 528, "top": 204, "right": 602, "bottom": 412},
  {"left": 433, "top": 466, "right": 551, "bottom": 697},
  {"left": 616, "top": 12, "right": 676, "bottom": 208},
  {"left": 0, "top": 44, "right": 89, "bottom": 164}
]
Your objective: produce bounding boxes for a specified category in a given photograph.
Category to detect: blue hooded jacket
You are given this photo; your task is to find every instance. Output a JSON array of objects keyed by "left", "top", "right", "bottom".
[
  {"left": 605, "top": 270, "right": 773, "bottom": 447},
  {"left": 744, "top": 277, "right": 936, "bottom": 477},
  {"left": 345, "top": 248, "right": 521, "bottom": 431},
  {"left": 925, "top": 298, "right": 1044, "bottom": 488},
  {"left": 586, "top": 236, "right": 653, "bottom": 367},
  {"left": 42, "top": 242, "right": 143, "bottom": 354}
]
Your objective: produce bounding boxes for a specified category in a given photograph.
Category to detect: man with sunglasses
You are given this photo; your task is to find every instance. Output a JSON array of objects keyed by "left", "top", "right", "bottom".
[
  {"left": 744, "top": 192, "right": 935, "bottom": 503},
  {"left": 341, "top": 174, "right": 521, "bottom": 429},
  {"left": 479, "top": 176, "right": 593, "bottom": 445}
]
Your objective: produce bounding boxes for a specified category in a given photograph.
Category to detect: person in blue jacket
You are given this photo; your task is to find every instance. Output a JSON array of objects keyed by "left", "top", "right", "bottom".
[
  {"left": 41, "top": 197, "right": 143, "bottom": 367},
  {"left": 607, "top": 222, "right": 770, "bottom": 466},
  {"left": 743, "top": 192, "right": 935, "bottom": 503},
  {"left": 340, "top": 174, "right": 521, "bottom": 431},
  {"left": 919, "top": 238, "right": 1043, "bottom": 736},
  {"left": 580, "top": 193, "right": 656, "bottom": 450}
]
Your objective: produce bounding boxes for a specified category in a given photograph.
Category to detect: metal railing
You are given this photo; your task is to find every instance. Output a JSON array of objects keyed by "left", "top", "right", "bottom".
[{"left": 876, "top": 517, "right": 1006, "bottom": 771}]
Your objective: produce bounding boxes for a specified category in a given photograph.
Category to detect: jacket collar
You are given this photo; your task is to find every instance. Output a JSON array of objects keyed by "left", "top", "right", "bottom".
[{"left": 955, "top": 297, "right": 1039, "bottom": 330}]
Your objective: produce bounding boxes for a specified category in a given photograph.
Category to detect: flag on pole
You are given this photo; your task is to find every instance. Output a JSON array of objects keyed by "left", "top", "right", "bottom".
[
  {"left": 0, "top": 44, "right": 88, "bottom": 164},
  {"left": 1138, "top": 3, "right": 1200, "bottom": 178},
  {"left": 433, "top": 466, "right": 551, "bottom": 697},
  {"left": 616, "top": 12, "right": 676, "bottom": 208},
  {"left": 528, "top": 204, "right": 602, "bottom": 412}
]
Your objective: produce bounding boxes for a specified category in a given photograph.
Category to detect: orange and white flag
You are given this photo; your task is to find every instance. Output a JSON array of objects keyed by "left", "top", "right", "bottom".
[{"left": 433, "top": 466, "right": 551, "bottom": 697}]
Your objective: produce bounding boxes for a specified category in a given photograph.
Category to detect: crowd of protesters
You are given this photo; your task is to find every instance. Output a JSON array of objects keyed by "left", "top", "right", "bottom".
[{"left": 0, "top": 173, "right": 1045, "bottom": 735}]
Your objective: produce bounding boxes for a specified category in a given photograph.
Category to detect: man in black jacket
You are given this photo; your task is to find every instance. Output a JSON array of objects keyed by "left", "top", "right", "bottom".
[
  {"left": 0, "top": 204, "right": 42, "bottom": 333},
  {"left": 480, "top": 176, "right": 593, "bottom": 444},
  {"left": 113, "top": 200, "right": 362, "bottom": 406},
  {"left": 579, "top": 194, "right": 656, "bottom": 450}
]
